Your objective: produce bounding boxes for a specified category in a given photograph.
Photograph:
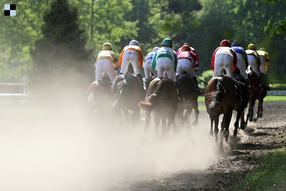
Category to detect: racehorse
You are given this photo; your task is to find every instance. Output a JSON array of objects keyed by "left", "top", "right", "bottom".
[
  {"left": 175, "top": 73, "right": 199, "bottom": 131},
  {"left": 233, "top": 70, "right": 249, "bottom": 136},
  {"left": 246, "top": 70, "right": 268, "bottom": 123},
  {"left": 139, "top": 77, "right": 178, "bottom": 137},
  {"left": 86, "top": 79, "right": 113, "bottom": 120},
  {"left": 111, "top": 73, "right": 145, "bottom": 127},
  {"left": 205, "top": 76, "right": 240, "bottom": 150}
]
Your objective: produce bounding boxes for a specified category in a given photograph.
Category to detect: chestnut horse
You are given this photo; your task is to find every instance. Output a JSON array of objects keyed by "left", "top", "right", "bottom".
[
  {"left": 139, "top": 77, "right": 178, "bottom": 137},
  {"left": 175, "top": 73, "right": 199, "bottom": 130},
  {"left": 205, "top": 76, "right": 240, "bottom": 150}
]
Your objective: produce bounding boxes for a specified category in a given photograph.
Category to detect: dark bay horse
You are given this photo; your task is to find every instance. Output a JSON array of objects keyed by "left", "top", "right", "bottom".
[
  {"left": 232, "top": 71, "right": 249, "bottom": 136},
  {"left": 139, "top": 77, "right": 178, "bottom": 137},
  {"left": 111, "top": 73, "right": 146, "bottom": 127},
  {"left": 175, "top": 73, "right": 199, "bottom": 130},
  {"left": 246, "top": 70, "right": 268, "bottom": 123},
  {"left": 205, "top": 76, "right": 240, "bottom": 150}
]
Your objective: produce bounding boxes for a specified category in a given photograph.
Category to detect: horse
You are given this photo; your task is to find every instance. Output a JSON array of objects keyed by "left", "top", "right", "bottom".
[
  {"left": 111, "top": 73, "right": 146, "bottom": 127},
  {"left": 246, "top": 70, "right": 268, "bottom": 123},
  {"left": 175, "top": 73, "right": 199, "bottom": 131},
  {"left": 204, "top": 75, "right": 240, "bottom": 150},
  {"left": 139, "top": 77, "right": 178, "bottom": 137},
  {"left": 232, "top": 70, "right": 249, "bottom": 136},
  {"left": 86, "top": 79, "right": 113, "bottom": 122}
]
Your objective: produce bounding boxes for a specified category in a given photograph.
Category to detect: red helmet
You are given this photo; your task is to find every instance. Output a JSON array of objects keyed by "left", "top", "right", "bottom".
[{"left": 220, "top": 39, "right": 231, "bottom": 47}]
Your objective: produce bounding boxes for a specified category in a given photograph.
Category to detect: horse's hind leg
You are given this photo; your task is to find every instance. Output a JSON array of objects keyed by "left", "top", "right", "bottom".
[
  {"left": 233, "top": 110, "right": 241, "bottom": 137},
  {"left": 192, "top": 106, "right": 199, "bottom": 126},
  {"left": 247, "top": 97, "right": 255, "bottom": 122},
  {"left": 161, "top": 117, "right": 167, "bottom": 137},
  {"left": 240, "top": 109, "right": 247, "bottom": 130},
  {"left": 221, "top": 110, "right": 232, "bottom": 143},
  {"left": 255, "top": 97, "right": 264, "bottom": 120},
  {"left": 143, "top": 110, "right": 151, "bottom": 134}
]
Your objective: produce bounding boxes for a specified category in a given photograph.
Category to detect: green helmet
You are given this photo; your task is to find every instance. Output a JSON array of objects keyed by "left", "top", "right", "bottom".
[{"left": 162, "top": 38, "right": 173, "bottom": 48}]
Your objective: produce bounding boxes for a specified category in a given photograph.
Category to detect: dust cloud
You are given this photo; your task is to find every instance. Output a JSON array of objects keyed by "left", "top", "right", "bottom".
[{"left": 0, "top": 89, "right": 221, "bottom": 191}]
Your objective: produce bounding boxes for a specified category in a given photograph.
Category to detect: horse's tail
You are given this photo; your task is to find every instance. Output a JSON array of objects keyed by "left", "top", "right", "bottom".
[
  {"left": 139, "top": 94, "right": 157, "bottom": 111},
  {"left": 86, "top": 81, "right": 98, "bottom": 96},
  {"left": 209, "top": 77, "right": 224, "bottom": 109}
]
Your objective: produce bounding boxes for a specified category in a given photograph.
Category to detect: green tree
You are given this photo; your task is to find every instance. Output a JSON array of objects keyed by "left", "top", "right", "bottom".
[
  {"left": 0, "top": 0, "right": 48, "bottom": 80},
  {"left": 30, "top": 0, "right": 92, "bottom": 102}
]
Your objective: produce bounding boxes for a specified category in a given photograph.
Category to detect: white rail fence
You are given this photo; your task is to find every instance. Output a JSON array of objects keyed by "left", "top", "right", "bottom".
[{"left": 0, "top": 83, "right": 30, "bottom": 100}]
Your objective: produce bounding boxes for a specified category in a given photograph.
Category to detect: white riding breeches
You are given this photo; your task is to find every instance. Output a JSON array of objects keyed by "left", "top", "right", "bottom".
[
  {"left": 95, "top": 59, "right": 116, "bottom": 82},
  {"left": 120, "top": 49, "right": 140, "bottom": 75},
  {"left": 176, "top": 58, "right": 195, "bottom": 78},
  {"left": 155, "top": 57, "right": 176, "bottom": 81},
  {"left": 247, "top": 55, "right": 260, "bottom": 76},
  {"left": 236, "top": 53, "right": 248, "bottom": 79},
  {"left": 213, "top": 48, "right": 234, "bottom": 79},
  {"left": 143, "top": 59, "right": 157, "bottom": 78}
]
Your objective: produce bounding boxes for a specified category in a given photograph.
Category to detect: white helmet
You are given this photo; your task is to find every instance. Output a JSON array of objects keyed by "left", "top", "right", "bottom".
[
  {"left": 152, "top": 47, "right": 159, "bottom": 52},
  {"left": 129, "top": 40, "right": 139, "bottom": 46}
]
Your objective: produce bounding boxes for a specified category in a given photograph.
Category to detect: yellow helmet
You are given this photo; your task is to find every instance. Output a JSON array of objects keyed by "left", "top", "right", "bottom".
[
  {"left": 247, "top": 43, "right": 256, "bottom": 50},
  {"left": 102, "top": 42, "right": 112, "bottom": 50}
]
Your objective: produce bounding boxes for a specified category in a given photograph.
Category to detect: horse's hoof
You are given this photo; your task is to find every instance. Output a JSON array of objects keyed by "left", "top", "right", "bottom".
[
  {"left": 249, "top": 117, "right": 253, "bottom": 122},
  {"left": 253, "top": 118, "right": 257, "bottom": 122},
  {"left": 240, "top": 122, "right": 246, "bottom": 130},
  {"left": 222, "top": 130, "right": 229, "bottom": 138},
  {"left": 259, "top": 113, "right": 263, "bottom": 118}
]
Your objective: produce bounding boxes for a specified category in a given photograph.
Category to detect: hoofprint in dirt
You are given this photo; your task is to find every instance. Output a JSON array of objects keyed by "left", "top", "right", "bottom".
[{"left": 109, "top": 101, "right": 286, "bottom": 191}]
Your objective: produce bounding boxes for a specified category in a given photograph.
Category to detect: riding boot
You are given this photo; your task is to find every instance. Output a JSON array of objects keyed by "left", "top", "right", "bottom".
[{"left": 175, "top": 81, "right": 185, "bottom": 102}]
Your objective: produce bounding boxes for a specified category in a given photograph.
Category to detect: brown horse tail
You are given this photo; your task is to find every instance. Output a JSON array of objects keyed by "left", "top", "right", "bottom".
[
  {"left": 86, "top": 81, "right": 98, "bottom": 96},
  {"left": 139, "top": 94, "right": 157, "bottom": 111},
  {"left": 209, "top": 77, "right": 224, "bottom": 109}
]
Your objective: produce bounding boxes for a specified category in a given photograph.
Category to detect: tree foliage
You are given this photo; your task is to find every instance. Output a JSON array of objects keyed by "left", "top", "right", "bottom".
[
  {"left": 1, "top": 0, "right": 286, "bottom": 83},
  {"left": 29, "top": 0, "right": 92, "bottom": 101}
]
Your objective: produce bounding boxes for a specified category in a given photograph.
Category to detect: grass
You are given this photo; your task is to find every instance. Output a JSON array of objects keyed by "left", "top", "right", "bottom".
[{"left": 229, "top": 147, "right": 286, "bottom": 191}]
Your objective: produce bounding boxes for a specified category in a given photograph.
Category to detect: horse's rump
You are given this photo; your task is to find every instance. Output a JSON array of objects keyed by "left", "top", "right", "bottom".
[{"left": 205, "top": 76, "right": 237, "bottom": 113}]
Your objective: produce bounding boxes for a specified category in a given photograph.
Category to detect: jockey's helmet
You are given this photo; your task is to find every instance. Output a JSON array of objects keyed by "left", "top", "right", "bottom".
[
  {"left": 231, "top": 41, "right": 240, "bottom": 47},
  {"left": 220, "top": 39, "right": 231, "bottom": 47},
  {"left": 181, "top": 44, "right": 191, "bottom": 52},
  {"left": 162, "top": 38, "right": 173, "bottom": 48},
  {"left": 259, "top": 47, "right": 266, "bottom": 51},
  {"left": 247, "top": 43, "right": 256, "bottom": 50},
  {"left": 183, "top": 42, "right": 191, "bottom": 46},
  {"left": 152, "top": 47, "right": 159, "bottom": 52},
  {"left": 102, "top": 42, "right": 112, "bottom": 50},
  {"left": 129, "top": 40, "right": 139, "bottom": 46}
]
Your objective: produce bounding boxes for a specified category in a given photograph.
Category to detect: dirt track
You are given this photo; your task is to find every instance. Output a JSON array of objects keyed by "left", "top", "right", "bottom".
[
  {"left": 1, "top": 100, "right": 285, "bottom": 191},
  {"left": 112, "top": 101, "right": 286, "bottom": 191}
]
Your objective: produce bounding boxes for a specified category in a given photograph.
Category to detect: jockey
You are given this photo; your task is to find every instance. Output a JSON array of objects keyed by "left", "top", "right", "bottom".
[
  {"left": 143, "top": 47, "right": 159, "bottom": 78},
  {"left": 211, "top": 39, "right": 237, "bottom": 79},
  {"left": 94, "top": 42, "right": 118, "bottom": 83},
  {"left": 119, "top": 39, "right": 144, "bottom": 84},
  {"left": 257, "top": 47, "right": 271, "bottom": 90},
  {"left": 231, "top": 40, "right": 249, "bottom": 79},
  {"left": 176, "top": 43, "right": 200, "bottom": 93},
  {"left": 176, "top": 42, "right": 199, "bottom": 70},
  {"left": 151, "top": 38, "right": 184, "bottom": 101},
  {"left": 245, "top": 43, "right": 261, "bottom": 75}
]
